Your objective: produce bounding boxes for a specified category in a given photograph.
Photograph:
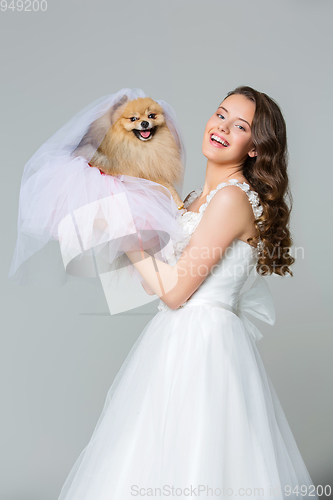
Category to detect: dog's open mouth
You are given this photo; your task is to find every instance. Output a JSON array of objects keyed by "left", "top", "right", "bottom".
[{"left": 133, "top": 127, "right": 156, "bottom": 141}]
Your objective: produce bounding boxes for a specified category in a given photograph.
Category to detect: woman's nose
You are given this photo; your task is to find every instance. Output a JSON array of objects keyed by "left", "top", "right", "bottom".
[{"left": 218, "top": 120, "right": 229, "bottom": 133}]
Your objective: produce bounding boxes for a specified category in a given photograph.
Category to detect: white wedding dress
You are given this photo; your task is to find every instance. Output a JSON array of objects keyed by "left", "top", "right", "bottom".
[{"left": 57, "top": 179, "right": 318, "bottom": 500}]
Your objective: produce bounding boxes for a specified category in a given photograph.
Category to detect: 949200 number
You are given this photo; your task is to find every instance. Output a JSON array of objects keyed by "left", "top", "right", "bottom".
[{"left": 1, "top": 0, "right": 47, "bottom": 11}]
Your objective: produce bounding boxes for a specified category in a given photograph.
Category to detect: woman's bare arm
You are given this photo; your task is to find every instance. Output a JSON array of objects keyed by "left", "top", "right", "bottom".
[{"left": 127, "top": 186, "right": 255, "bottom": 309}]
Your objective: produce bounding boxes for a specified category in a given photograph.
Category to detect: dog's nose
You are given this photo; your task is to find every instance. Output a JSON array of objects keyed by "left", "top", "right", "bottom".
[{"left": 141, "top": 121, "right": 149, "bottom": 129}]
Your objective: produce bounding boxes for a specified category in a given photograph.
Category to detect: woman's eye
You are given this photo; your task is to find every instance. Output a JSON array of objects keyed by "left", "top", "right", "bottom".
[
  {"left": 217, "top": 113, "right": 225, "bottom": 120},
  {"left": 130, "top": 117, "right": 138, "bottom": 122},
  {"left": 148, "top": 113, "right": 156, "bottom": 119},
  {"left": 236, "top": 125, "right": 246, "bottom": 131}
]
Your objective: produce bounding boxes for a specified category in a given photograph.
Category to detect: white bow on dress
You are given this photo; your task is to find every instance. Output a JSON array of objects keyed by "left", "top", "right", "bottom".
[{"left": 236, "top": 274, "right": 276, "bottom": 343}]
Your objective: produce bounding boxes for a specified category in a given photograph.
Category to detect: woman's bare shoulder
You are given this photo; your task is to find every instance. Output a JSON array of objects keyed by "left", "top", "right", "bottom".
[{"left": 207, "top": 183, "right": 254, "bottom": 214}]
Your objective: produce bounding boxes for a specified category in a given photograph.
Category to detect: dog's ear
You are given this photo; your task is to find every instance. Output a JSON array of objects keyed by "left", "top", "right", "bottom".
[{"left": 110, "top": 95, "right": 129, "bottom": 124}]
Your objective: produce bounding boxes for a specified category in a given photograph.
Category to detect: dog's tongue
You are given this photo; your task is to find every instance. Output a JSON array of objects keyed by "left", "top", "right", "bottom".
[{"left": 140, "top": 130, "right": 151, "bottom": 138}]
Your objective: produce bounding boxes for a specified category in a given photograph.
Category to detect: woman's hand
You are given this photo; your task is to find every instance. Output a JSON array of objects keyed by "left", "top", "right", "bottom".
[{"left": 125, "top": 249, "right": 179, "bottom": 303}]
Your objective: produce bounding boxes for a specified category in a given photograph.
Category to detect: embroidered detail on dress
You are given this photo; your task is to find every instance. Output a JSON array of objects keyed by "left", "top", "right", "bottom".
[{"left": 198, "top": 179, "right": 263, "bottom": 219}]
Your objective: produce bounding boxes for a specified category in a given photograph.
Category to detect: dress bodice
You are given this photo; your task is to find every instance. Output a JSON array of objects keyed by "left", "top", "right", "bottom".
[{"left": 158, "top": 179, "right": 264, "bottom": 312}]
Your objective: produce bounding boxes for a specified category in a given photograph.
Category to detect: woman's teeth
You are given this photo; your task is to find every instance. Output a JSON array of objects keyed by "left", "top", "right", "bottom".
[{"left": 211, "top": 134, "right": 229, "bottom": 147}]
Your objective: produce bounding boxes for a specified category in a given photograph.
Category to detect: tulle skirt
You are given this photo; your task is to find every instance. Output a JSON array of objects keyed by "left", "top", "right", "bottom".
[
  {"left": 57, "top": 305, "right": 318, "bottom": 500},
  {"left": 9, "top": 156, "right": 188, "bottom": 313}
]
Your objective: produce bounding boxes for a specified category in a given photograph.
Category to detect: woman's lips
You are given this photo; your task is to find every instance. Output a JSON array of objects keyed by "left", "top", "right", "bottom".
[{"left": 209, "top": 134, "right": 229, "bottom": 148}]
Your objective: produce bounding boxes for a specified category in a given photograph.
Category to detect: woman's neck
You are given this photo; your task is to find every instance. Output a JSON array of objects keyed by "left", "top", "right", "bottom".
[{"left": 201, "top": 160, "right": 245, "bottom": 198}]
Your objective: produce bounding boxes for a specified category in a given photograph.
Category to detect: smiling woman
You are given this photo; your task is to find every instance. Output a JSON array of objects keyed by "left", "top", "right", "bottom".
[
  {"left": 202, "top": 93, "right": 257, "bottom": 162},
  {"left": 54, "top": 86, "right": 318, "bottom": 500},
  {"left": 127, "top": 88, "right": 295, "bottom": 309}
]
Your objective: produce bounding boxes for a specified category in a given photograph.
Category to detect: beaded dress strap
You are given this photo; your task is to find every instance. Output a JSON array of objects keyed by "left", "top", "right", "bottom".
[{"left": 201, "top": 179, "right": 263, "bottom": 219}]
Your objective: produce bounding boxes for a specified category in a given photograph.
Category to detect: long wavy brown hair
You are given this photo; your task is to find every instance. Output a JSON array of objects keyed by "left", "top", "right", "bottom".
[{"left": 225, "top": 86, "right": 295, "bottom": 276}]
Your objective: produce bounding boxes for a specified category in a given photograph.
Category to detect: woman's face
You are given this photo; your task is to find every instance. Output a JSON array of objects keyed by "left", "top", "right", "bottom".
[{"left": 202, "top": 93, "right": 257, "bottom": 166}]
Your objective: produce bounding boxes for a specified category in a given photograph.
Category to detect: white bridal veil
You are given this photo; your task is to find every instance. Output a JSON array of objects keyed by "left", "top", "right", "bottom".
[{"left": 8, "top": 88, "right": 188, "bottom": 313}]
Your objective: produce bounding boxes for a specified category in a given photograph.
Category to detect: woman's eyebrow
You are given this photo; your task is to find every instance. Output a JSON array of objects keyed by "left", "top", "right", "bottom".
[{"left": 218, "top": 106, "right": 251, "bottom": 128}]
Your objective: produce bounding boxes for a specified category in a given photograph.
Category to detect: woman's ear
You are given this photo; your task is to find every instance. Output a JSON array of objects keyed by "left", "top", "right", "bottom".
[{"left": 248, "top": 147, "right": 257, "bottom": 158}]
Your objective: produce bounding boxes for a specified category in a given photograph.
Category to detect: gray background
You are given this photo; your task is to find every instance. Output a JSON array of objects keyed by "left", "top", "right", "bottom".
[{"left": 1, "top": 0, "right": 332, "bottom": 498}]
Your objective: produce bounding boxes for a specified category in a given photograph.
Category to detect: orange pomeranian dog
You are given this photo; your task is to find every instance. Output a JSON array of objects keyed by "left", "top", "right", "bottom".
[{"left": 74, "top": 96, "right": 185, "bottom": 209}]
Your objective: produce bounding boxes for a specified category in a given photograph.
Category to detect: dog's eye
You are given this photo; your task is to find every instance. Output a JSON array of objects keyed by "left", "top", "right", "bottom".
[
  {"left": 148, "top": 114, "right": 156, "bottom": 119},
  {"left": 130, "top": 117, "right": 138, "bottom": 122}
]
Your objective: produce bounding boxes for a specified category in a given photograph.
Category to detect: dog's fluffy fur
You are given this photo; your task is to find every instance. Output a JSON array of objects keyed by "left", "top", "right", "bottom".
[{"left": 74, "top": 97, "right": 184, "bottom": 208}]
